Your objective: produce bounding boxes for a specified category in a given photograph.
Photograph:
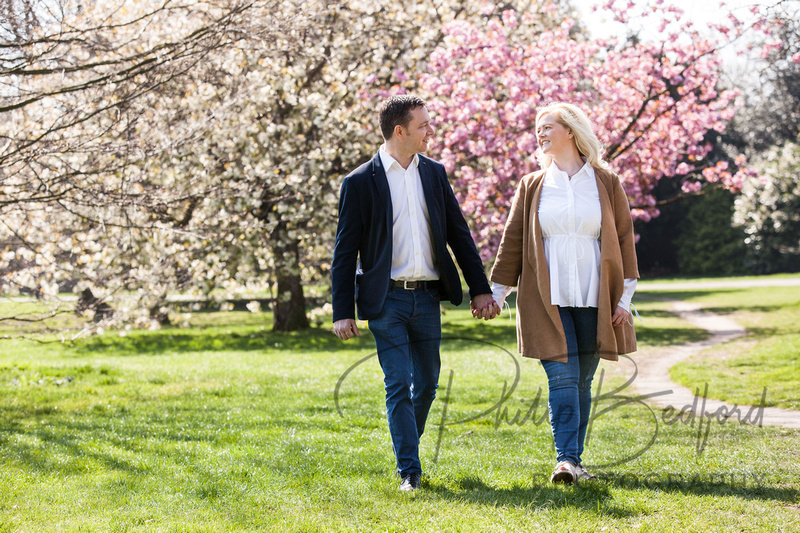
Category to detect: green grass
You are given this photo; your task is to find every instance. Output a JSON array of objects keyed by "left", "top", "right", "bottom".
[
  {"left": 0, "top": 299, "right": 84, "bottom": 337},
  {"left": 625, "top": 294, "right": 711, "bottom": 347},
  {"left": 637, "top": 272, "right": 800, "bottom": 285},
  {"left": 0, "top": 285, "right": 798, "bottom": 531},
  {"left": 662, "top": 285, "right": 800, "bottom": 410}
]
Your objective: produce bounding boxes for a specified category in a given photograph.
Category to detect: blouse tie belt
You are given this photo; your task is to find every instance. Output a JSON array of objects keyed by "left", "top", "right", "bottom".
[{"left": 552, "top": 232, "right": 596, "bottom": 262}]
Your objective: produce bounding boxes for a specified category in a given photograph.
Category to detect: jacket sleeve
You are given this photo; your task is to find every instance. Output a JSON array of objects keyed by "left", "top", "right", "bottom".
[
  {"left": 490, "top": 177, "right": 528, "bottom": 286},
  {"left": 440, "top": 169, "right": 491, "bottom": 298},
  {"left": 331, "top": 176, "right": 361, "bottom": 322}
]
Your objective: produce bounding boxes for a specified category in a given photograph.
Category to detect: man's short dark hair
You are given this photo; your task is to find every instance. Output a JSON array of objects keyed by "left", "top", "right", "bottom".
[{"left": 378, "top": 95, "right": 427, "bottom": 141}]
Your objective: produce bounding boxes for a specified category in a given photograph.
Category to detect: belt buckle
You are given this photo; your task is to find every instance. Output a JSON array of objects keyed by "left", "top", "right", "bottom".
[{"left": 403, "top": 280, "right": 414, "bottom": 290}]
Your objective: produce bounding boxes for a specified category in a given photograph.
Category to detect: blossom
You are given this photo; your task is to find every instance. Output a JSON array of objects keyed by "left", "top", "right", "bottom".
[{"left": 418, "top": 3, "right": 751, "bottom": 257}]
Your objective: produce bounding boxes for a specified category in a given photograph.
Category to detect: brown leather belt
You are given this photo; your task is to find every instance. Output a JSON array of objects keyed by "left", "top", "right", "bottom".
[{"left": 390, "top": 279, "right": 441, "bottom": 290}]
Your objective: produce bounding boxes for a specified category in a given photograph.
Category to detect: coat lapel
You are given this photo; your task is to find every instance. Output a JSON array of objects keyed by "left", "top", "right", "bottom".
[
  {"left": 418, "top": 159, "right": 438, "bottom": 222},
  {"left": 371, "top": 152, "right": 392, "bottom": 225},
  {"left": 526, "top": 172, "right": 561, "bottom": 335},
  {"left": 419, "top": 159, "right": 447, "bottom": 255}
]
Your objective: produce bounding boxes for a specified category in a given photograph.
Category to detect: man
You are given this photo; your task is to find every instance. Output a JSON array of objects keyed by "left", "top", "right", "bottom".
[{"left": 331, "top": 95, "right": 500, "bottom": 492}]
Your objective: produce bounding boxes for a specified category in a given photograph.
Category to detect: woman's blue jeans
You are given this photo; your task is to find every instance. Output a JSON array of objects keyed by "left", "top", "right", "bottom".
[
  {"left": 368, "top": 286, "right": 441, "bottom": 477},
  {"left": 540, "top": 306, "right": 600, "bottom": 466}
]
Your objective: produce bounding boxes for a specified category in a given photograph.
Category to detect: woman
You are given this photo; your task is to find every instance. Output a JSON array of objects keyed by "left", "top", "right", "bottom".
[{"left": 490, "top": 102, "right": 639, "bottom": 484}]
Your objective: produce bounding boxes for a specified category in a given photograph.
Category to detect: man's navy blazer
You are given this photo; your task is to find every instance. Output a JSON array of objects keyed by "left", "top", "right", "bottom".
[{"left": 331, "top": 152, "right": 491, "bottom": 322}]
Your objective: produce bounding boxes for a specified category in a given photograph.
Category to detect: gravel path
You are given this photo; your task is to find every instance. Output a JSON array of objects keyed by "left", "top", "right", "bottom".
[{"left": 631, "top": 289, "right": 800, "bottom": 429}]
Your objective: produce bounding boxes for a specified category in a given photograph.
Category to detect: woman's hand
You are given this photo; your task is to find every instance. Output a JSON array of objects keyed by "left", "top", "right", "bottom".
[
  {"left": 471, "top": 293, "right": 501, "bottom": 320},
  {"left": 612, "top": 306, "right": 630, "bottom": 327}
]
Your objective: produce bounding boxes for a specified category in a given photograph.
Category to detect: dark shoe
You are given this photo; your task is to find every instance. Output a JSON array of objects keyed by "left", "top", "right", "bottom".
[
  {"left": 575, "top": 463, "right": 597, "bottom": 481},
  {"left": 400, "top": 472, "right": 421, "bottom": 492}
]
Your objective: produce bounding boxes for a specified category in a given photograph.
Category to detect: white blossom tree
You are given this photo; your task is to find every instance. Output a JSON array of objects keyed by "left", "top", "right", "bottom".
[
  {"left": 734, "top": 142, "right": 800, "bottom": 273},
  {"left": 1, "top": 0, "right": 563, "bottom": 334},
  {"left": 0, "top": 0, "right": 308, "bottom": 332}
]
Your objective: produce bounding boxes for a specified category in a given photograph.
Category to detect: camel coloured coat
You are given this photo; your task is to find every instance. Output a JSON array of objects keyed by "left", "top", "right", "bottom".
[{"left": 490, "top": 167, "right": 639, "bottom": 362}]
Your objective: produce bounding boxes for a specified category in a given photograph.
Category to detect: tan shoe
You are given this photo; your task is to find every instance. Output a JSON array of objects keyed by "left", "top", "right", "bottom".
[{"left": 550, "top": 461, "right": 577, "bottom": 484}]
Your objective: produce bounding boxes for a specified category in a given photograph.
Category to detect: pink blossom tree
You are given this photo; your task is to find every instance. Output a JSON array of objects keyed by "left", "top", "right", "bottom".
[{"left": 418, "top": 0, "right": 761, "bottom": 259}]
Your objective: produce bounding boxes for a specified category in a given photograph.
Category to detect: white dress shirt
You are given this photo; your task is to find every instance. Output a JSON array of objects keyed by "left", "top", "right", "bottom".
[
  {"left": 380, "top": 146, "right": 439, "bottom": 281},
  {"left": 492, "top": 161, "right": 636, "bottom": 310}
]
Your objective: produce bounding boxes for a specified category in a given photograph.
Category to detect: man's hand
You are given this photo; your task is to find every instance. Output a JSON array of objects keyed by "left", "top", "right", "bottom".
[
  {"left": 612, "top": 306, "right": 630, "bottom": 327},
  {"left": 471, "top": 293, "right": 501, "bottom": 320},
  {"left": 334, "top": 318, "right": 360, "bottom": 340}
]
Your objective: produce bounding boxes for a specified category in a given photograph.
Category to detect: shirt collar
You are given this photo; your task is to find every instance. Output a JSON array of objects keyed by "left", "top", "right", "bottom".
[
  {"left": 380, "top": 145, "right": 419, "bottom": 172},
  {"left": 546, "top": 158, "right": 593, "bottom": 181}
]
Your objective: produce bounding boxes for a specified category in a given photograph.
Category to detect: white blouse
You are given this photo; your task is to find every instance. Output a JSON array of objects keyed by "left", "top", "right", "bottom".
[{"left": 492, "top": 161, "right": 636, "bottom": 310}]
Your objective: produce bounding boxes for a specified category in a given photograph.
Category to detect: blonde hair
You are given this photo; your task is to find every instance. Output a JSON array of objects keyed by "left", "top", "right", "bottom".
[{"left": 535, "top": 102, "right": 608, "bottom": 170}]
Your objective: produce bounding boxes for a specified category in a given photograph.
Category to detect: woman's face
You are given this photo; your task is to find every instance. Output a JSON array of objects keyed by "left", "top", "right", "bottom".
[{"left": 536, "top": 112, "right": 573, "bottom": 157}]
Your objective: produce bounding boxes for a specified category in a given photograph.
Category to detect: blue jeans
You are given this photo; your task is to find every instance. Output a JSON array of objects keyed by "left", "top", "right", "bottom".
[
  {"left": 368, "top": 286, "right": 441, "bottom": 477},
  {"left": 540, "top": 306, "right": 600, "bottom": 466}
]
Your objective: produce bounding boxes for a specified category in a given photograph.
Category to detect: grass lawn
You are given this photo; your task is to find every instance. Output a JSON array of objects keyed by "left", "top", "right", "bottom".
[
  {"left": 654, "top": 286, "right": 800, "bottom": 411},
  {"left": 637, "top": 272, "right": 800, "bottom": 285},
  {"left": 0, "top": 286, "right": 798, "bottom": 532}
]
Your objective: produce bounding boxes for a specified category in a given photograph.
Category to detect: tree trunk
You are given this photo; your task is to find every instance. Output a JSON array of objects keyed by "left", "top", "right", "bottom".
[{"left": 272, "top": 228, "right": 310, "bottom": 332}]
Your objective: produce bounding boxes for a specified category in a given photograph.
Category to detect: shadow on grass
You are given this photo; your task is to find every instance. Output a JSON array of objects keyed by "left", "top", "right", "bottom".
[
  {"left": 427, "top": 475, "right": 634, "bottom": 516},
  {"left": 67, "top": 308, "right": 710, "bottom": 357},
  {"left": 639, "top": 290, "right": 742, "bottom": 301},
  {"left": 440, "top": 322, "right": 517, "bottom": 347},
  {"left": 444, "top": 300, "right": 708, "bottom": 348},
  {"left": 69, "top": 299, "right": 516, "bottom": 357},
  {"left": 3, "top": 401, "right": 797, "bottom": 511},
  {"left": 641, "top": 290, "right": 799, "bottom": 313},
  {"left": 704, "top": 305, "right": 797, "bottom": 315},
  {"left": 635, "top": 326, "right": 709, "bottom": 347},
  {"left": 70, "top": 326, "right": 374, "bottom": 356},
  {"left": 596, "top": 471, "right": 800, "bottom": 503},
  {"left": 0, "top": 397, "right": 286, "bottom": 477},
  {"left": 0, "top": 412, "right": 150, "bottom": 475},
  {"left": 739, "top": 326, "right": 799, "bottom": 338},
  {"left": 427, "top": 471, "right": 799, "bottom": 510}
]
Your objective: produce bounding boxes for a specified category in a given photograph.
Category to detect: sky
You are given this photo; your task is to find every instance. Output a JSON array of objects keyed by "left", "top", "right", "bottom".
[
  {"left": 568, "top": 0, "right": 769, "bottom": 39},
  {"left": 568, "top": 0, "right": 777, "bottom": 74}
]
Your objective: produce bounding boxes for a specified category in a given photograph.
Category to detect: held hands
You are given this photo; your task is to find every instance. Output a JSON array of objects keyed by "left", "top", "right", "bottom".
[
  {"left": 612, "top": 306, "right": 631, "bottom": 327},
  {"left": 471, "top": 293, "right": 501, "bottom": 320},
  {"left": 333, "top": 318, "right": 360, "bottom": 340}
]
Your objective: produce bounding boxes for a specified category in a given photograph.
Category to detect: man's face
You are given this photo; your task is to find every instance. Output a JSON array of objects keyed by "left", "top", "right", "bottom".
[{"left": 399, "top": 106, "right": 435, "bottom": 153}]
